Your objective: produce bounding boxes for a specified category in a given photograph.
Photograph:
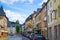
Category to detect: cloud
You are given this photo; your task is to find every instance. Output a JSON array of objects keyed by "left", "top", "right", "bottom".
[
  {"left": 20, "top": 0, "right": 34, "bottom": 4},
  {"left": 4, "top": 9, "right": 27, "bottom": 24},
  {"left": 0, "top": 0, "right": 34, "bottom": 5},
  {"left": 0, "top": 0, "right": 19, "bottom": 5},
  {"left": 28, "top": 0, "right": 33, "bottom": 4},
  {"left": 20, "top": 0, "right": 26, "bottom": 2},
  {"left": 43, "top": 0, "right": 47, "bottom": 2},
  {"left": 38, "top": 0, "right": 48, "bottom": 6}
]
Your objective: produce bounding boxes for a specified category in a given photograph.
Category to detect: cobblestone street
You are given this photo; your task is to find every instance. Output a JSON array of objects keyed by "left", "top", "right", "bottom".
[{"left": 6, "top": 35, "right": 30, "bottom": 40}]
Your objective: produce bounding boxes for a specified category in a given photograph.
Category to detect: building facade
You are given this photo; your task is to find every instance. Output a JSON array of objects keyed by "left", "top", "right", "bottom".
[
  {"left": 47, "top": 0, "right": 59, "bottom": 40},
  {"left": 10, "top": 21, "right": 20, "bottom": 34},
  {"left": 0, "top": 6, "right": 8, "bottom": 38},
  {"left": 35, "top": 8, "right": 41, "bottom": 33},
  {"left": 7, "top": 19, "right": 11, "bottom": 35},
  {"left": 25, "top": 15, "right": 33, "bottom": 33},
  {"left": 32, "top": 11, "right": 37, "bottom": 30},
  {"left": 53, "top": 0, "right": 60, "bottom": 40},
  {"left": 40, "top": 3, "right": 47, "bottom": 38}
]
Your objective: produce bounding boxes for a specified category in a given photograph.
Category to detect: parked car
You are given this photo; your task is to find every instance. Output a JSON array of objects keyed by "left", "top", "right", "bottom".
[
  {"left": 29, "top": 33, "right": 34, "bottom": 39},
  {"left": 26, "top": 33, "right": 30, "bottom": 38},
  {"left": 23, "top": 33, "right": 27, "bottom": 37},
  {"left": 26, "top": 32, "right": 32, "bottom": 38},
  {"left": 30, "top": 33, "right": 46, "bottom": 40}
]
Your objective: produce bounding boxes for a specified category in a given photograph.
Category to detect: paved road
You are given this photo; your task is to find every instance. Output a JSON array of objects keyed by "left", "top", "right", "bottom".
[{"left": 6, "top": 35, "right": 30, "bottom": 40}]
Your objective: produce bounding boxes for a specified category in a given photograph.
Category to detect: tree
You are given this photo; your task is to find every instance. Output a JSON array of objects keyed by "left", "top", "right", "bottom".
[{"left": 16, "top": 25, "right": 20, "bottom": 33}]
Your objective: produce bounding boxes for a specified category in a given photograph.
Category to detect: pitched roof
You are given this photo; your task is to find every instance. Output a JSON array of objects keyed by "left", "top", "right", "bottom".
[
  {"left": 0, "top": 6, "right": 6, "bottom": 16},
  {"left": 0, "top": 6, "right": 8, "bottom": 19}
]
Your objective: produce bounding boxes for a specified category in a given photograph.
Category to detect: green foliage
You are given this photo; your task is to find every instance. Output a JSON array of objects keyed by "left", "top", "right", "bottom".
[
  {"left": 16, "top": 25, "right": 20, "bottom": 33},
  {"left": 11, "top": 22, "right": 16, "bottom": 24}
]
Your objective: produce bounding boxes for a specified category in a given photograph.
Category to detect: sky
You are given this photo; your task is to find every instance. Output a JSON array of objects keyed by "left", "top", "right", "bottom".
[{"left": 0, "top": 0, "right": 47, "bottom": 24}]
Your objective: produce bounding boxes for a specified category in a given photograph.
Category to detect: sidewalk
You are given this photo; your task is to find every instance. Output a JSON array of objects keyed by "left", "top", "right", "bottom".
[
  {"left": 0, "top": 38, "right": 7, "bottom": 40},
  {"left": 0, "top": 35, "right": 10, "bottom": 40}
]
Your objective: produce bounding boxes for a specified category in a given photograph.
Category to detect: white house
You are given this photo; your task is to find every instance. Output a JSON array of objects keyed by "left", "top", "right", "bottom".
[{"left": 47, "top": 0, "right": 55, "bottom": 40}]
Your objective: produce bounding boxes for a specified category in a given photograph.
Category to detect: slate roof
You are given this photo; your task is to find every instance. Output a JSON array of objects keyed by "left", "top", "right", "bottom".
[
  {"left": 0, "top": 6, "right": 6, "bottom": 16},
  {"left": 0, "top": 6, "right": 8, "bottom": 19}
]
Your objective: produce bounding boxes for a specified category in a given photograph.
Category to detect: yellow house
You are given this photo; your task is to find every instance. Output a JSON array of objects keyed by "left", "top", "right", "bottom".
[
  {"left": 25, "top": 14, "right": 34, "bottom": 33},
  {"left": 0, "top": 6, "right": 8, "bottom": 38},
  {"left": 53, "top": 0, "right": 60, "bottom": 40},
  {"left": 54, "top": 0, "right": 60, "bottom": 22},
  {"left": 25, "top": 19, "right": 33, "bottom": 32}
]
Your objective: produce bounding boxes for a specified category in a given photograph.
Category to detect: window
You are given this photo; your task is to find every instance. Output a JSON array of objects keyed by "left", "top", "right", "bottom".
[
  {"left": 52, "top": 10, "right": 56, "bottom": 19},
  {"left": 49, "top": 27, "right": 52, "bottom": 40},
  {"left": 54, "top": 26, "right": 57, "bottom": 39},
  {"left": 47, "top": 15, "right": 49, "bottom": 23},
  {"left": 52, "top": 12, "right": 54, "bottom": 20},
  {"left": 58, "top": 5, "right": 60, "bottom": 17},
  {"left": 55, "top": 11, "right": 56, "bottom": 19},
  {"left": 47, "top": 5, "right": 49, "bottom": 10},
  {"left": 37, "top": 23, "right": 40, "bottom": 28},
  {"left": 51, "top": 13, "right": 52, "bottom": 21},
  {"left": 58, "top": 24, "right": 60, "bottom": 38},
  {"left": 39, "top": 14, "right": 41, "bottom": 20},
  {"left": 50, "top": 2, "right": 52, "bottom": 7},
  {"left": 54, "top": 0, "right": 56, "bottom": 2},
  {"left": 1, "top": 32, "right": 3, "bottom": 35}
]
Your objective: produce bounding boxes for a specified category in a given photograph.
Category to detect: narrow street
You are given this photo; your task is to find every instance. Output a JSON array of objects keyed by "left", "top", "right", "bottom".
[
  {"left": 0, "top": 0, "right": 60, "bottom": 40},
  {"left": 6, "top": 35, "right": 30, "bottom": 40}
]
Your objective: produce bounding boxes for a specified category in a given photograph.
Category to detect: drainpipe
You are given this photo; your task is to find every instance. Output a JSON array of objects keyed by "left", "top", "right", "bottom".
[{"left": 46, "top": 4, "right": 48, "bottom": 40}]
